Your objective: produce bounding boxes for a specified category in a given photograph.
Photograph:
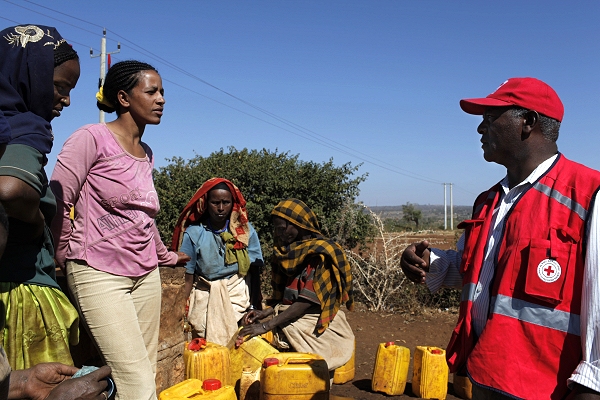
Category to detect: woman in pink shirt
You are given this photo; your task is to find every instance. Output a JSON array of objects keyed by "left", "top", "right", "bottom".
[{"left": 50, "top": 60, "right": 189, "bottom": 400}]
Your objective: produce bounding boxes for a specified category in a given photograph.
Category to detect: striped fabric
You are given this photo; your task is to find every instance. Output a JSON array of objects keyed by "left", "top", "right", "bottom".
[
  {"left": 271, "top": 198, "right": 354, "bottom": 333},
  {"left": 572, "top": 190, "right": 600, "bottom": 391},
  {"left": 282, "top": 259, "right": 320, "bottom": 305}
]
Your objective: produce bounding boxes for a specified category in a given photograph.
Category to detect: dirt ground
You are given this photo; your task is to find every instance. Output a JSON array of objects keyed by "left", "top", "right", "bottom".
[
  {"left": 330, "top": 305, "right": 461, "bottom": 399},
  {"left": 330, "top": 230, "right": 462, "bottom": 399}
]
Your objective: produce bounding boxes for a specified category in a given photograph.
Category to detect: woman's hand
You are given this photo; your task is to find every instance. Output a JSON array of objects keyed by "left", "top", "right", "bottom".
[
  {"left": 238, "top": 307, "right": 275, "bottom": 344},
  {"left": 242, "top": 308, "right": 273, "bottom": 326},
  {"left": 176, "top": 251, "right": 191, "bottom": 265},
  {"left": 238, "top": 322, "right": 269, "bottom": 343}
]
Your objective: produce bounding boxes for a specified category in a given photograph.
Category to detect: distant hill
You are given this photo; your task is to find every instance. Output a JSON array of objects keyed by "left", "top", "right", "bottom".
[{"left": 368, "top": 204, "right": 472, "bottom": 230}]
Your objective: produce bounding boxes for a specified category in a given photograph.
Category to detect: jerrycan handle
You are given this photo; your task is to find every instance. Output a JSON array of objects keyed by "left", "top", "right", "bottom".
[{"left": 283, "top": 356, "right": 314, "bottom": 365}]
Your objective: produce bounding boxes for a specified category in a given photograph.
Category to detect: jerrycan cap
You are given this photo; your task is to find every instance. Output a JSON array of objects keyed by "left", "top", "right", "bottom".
[
  {"left": 187, "top": 338, "right": 207, "bottom": 351},
  {"left": 385, "top": 341, "right": 395, "bottom": 347},
  {"left": 203, "top": 379, "right": 222, "bottom": 390},
  {"left": 263, "top": 358, "right": 279, "bottom": 368},
  {"left": 431, "top": 349, "right": 443, "bottom": 354}
]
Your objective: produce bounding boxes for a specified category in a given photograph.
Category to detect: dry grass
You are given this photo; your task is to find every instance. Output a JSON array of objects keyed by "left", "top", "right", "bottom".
[{"left": 346, "top": 207, "right": 460, "bottom": 313}]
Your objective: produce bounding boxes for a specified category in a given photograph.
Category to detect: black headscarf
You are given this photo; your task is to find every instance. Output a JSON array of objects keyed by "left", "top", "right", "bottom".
[
  {"left": 0, "top": 25, "right": 73, "bottom": 155},
  {"left": 0, "top": 111, "right": 10, "bottom": 144}
]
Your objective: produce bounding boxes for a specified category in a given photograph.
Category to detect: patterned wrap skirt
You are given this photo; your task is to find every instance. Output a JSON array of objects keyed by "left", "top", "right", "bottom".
[{"left": 0, "top": 283, "right": 79, "bottom": 369}]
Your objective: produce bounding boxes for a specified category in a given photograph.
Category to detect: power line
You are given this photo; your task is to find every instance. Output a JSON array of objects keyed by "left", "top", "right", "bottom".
[
  {"left": 107, "top": 37, "right": 441, "bottom": 184},
  {"left": 1, "top": 0, "right": 99, "bottom": 52},
  {"left": 0, "top": 16, "right": 21, "bottom": 25},
  {"left": 4, "top": 0, "right": 446, "bottom": 186},
  {"left": 22, "top": 0, "right": 104, "bottom": 30},
  {"left": 3, "top": 0, "right": 102, "bottom": 39},
  {"left": 452, "top": 184, "right": 478, "bottom": 197},
  {"left": 100, "top": 34, "right": 444, "bottom": 184}
]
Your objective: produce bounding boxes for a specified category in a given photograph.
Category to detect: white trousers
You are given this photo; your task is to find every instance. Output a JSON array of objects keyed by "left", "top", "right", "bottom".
[{"left": 67, "top": 260, "right": 160, "bottom": 400}]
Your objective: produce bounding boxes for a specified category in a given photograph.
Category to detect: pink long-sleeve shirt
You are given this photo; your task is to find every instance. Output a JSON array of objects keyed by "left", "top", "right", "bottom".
[{"left": 50, "top": 123, "right": 177, "bottom": 277}]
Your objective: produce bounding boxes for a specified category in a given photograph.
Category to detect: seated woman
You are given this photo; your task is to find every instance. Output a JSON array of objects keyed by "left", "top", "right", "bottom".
[
  {"left": 172, "top": 178, "right": 264, "bottom": 346},
  {"left": 240, "top": 198, "right": 354, "bottom": 371}
]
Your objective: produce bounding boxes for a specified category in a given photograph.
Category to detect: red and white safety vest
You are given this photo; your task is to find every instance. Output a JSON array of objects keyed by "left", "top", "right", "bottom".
[{"left": 447, "top": 154, "right": 600, "bottom": 399}]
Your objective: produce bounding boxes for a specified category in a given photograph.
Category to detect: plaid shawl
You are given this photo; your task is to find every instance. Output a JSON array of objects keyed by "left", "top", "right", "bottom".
[
  {"left": 271, "top": 198, "right": 353, "bottom": 333},
  {"left": 171, "top": 178, "right": 251, "bottom": 275}
]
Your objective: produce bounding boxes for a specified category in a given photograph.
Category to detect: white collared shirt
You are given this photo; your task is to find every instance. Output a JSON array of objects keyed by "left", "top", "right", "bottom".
[{"left": 426, "top": 154, "right": 600, "bottom": 391}]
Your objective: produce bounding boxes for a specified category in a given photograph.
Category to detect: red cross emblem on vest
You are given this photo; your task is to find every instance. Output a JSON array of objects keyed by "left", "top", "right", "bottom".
[{"left": 537, "top": 259, "right": 561, "bottom": 283}]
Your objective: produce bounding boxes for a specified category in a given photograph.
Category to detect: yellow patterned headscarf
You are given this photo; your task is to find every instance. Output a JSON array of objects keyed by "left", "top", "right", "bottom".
[{"left": 271, "top": 198, "right": 353, "bottom": 333}]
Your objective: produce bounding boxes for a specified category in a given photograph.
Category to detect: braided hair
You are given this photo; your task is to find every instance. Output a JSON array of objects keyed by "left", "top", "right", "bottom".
[
  {"left": 54, "top": 40, "right": 79, "bottom": 67},
  {"left": 98, "top": 60, "right": 158, "bottom": 114}
]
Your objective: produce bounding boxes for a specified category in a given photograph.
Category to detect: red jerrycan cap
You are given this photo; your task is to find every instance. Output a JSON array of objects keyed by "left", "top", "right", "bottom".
[
  {"left": 431, "top": 349, "right": 443, "bottom": 354},
  {"left": 187, "top": 338, "right": 207, "bottom": 351},
  {"left": 203, "top": 379, "right": 222, "bottom": 390},
  {"left": 385, "top": 341, "right": 395, "bottom": 347},
  {"left": 263, "top": 357, "right": 279, "bottom": 368}
]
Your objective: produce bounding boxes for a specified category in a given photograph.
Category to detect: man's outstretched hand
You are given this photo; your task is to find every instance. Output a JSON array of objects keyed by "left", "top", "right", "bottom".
[{"left": 400, "top": 240, "right": 431, "bottom": 284}]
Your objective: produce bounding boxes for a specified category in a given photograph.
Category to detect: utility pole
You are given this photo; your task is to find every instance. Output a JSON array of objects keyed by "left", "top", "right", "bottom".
[
  {"left": 443, "top": 183, "right": 447, "bottom": 230},
  {"left": 450, "top": 183, "right": 454, "bottom": 230},
  {"left": 443, "top": 183, "right": 454, "bottom": 230},
  {"left": 90, "top": 29, "right": 120, "bottom": 123}
]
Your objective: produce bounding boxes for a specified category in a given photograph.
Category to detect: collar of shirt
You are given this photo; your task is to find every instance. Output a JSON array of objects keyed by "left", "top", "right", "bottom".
[{"left": 499, "top": 154, "right": 559, "bottom": 196}]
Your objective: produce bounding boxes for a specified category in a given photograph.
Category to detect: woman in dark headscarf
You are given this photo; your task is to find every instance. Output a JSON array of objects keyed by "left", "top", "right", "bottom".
[
  {"left": 240, "top": 198, "right": 354, "bottom": 372},
  {"left": 0, "top": 24, "right": 80, "bottom": 369}
]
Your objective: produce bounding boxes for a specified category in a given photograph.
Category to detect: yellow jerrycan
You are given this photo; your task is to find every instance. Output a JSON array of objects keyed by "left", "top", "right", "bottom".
[
  {"left": 229, "top": 336, "right": 279, "bottom": 387},
  {"left": 333, "top": 340, "right": 355, "bottom": 384},
  {"left": 159, "top": 379, "right": 236, "bottom": 400},
  {"left": 453, "top": 373, "right": 472, "bottom": 399},
  {"left": 260, "top": 353, "right": 330, "bottom": 400},
  {"left": 184, "top": 339, "right": 231, "bottom": 385},
  {"left": 371, "top": 341, "right": 410, "bottom": 395},
  {"left": 412, "top": 346, "right": 449, "bottom": 399},
  {"left": 239, "top": 367, "right": 261, "bottom": 400},
  {"left": 260, "top": 330, "right": 274, "bottom": 344}
]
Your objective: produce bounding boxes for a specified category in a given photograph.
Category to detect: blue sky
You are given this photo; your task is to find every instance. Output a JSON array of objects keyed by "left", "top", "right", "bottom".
[{"left": 2, "top": 0, "right": 599, "bottom": 206}]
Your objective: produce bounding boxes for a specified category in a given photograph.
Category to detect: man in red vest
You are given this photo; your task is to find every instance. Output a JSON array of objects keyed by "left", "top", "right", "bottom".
[{"left": 401, "top": 78, "right": 600, "bottom": 400}]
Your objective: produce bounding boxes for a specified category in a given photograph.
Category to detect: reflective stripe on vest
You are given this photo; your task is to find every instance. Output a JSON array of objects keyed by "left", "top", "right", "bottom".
[
  {"left": 533, "top": 181, "right": 587, "bottom": 221},
  {"left": 462, "top": 283, "right": 477, "bottom": 302},
  {"left": 491, "top": 294, "right": 581, "bottom": 336}
]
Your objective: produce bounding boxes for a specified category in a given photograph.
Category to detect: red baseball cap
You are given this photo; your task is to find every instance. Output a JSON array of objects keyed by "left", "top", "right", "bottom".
[{"left": 460, "top": 77, "right": 564, "bottom": 122}]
